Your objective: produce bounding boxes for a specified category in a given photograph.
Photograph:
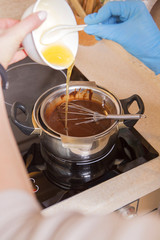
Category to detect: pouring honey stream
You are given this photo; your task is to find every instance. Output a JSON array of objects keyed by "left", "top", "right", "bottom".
[
  {"left": 41, "top": 44, "right": 112, "bottom": 137},
  {"left": 65, "top": 62, "right": 74, "bottom": 135},
  {"left": 42, "top": 43, "right": 75, "bottom": 135}
]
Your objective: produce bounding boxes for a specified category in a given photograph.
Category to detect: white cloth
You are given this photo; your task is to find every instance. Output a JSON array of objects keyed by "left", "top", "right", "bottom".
[{"left": 0, "top": 190, "right": 160, "bottom": 240}]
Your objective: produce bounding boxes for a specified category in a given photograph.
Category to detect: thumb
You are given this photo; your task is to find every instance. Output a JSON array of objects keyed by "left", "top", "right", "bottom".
[
  {"left": 9, "top": 11, "right": 47, "bottom": 41},
  {"left": 84, "top": 23, "right": 120, "bottom": 42}
]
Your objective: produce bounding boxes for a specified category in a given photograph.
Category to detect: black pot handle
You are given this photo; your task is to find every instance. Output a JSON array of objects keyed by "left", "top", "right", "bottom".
[
  {"left": 11, "top": 102, "right": 35, "bottom": 135},
  {"left": 120, "top": 94, "right": 145, "bottom": 128}
]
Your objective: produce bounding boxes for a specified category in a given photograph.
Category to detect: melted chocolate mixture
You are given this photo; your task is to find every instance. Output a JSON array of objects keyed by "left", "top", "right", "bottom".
[{"left": 44, "top": 100, "right": 114, "bottom": 137}]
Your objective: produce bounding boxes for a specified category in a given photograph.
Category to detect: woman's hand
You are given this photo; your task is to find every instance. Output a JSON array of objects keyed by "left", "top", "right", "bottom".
[
  {"left": 0, "top": 11, "right": 47, "bottom": 194},
  {"left": 84, "top": 0, "right": 160, "bottom": 75},
  {"left": 0, "top": 11, "right": 47, "bottom": 69}
]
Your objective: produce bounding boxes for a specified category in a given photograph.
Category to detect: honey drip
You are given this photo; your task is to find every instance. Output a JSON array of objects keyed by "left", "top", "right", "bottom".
[
  {"left": 65, "top": 62, "right": 74, "bottom": 135},
  {"left": 42, "top": 44, "right": 74, "bottom": 68}
]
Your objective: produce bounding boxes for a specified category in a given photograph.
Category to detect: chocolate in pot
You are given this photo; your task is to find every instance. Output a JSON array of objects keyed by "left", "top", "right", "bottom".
[{"left": 44, "top": 99, "right": 113, "bottom": 137}]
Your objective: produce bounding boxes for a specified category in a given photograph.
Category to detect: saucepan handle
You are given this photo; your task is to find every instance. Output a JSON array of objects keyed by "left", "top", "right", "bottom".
[
  {"left": 120, "top": 94, "right": 145, "bottom": 127},
  {"left": 11, "top": 102, "right": 36, "bottom": 135}
]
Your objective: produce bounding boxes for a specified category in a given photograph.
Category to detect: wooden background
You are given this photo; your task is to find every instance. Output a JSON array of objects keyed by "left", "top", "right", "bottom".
[{"left": 0, "top": 0, "right": 159, "bottom": 25}]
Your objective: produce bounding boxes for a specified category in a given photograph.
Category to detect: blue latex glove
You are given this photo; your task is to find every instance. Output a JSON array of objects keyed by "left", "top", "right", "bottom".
[{"left": 84, "top": 0, "right": 160, "bottom": 75}]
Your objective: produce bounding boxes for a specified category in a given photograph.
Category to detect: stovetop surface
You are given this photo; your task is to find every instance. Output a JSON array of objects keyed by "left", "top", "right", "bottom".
[
  {"left": 5, "top": 58, "right": 159, "bottom": 209},
  {"left": 23, "top": 127, "right": 158, "bottom": 209}
]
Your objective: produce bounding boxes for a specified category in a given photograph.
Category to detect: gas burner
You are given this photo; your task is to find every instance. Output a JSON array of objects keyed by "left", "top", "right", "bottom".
[{"left": 23, "top": 127, "right": 158, "bottom": 209}]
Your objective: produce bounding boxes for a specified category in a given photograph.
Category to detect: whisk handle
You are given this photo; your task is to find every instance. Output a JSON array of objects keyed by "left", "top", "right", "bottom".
[{"left": 106, "top": 114, "right": 146, "bottom": 120}]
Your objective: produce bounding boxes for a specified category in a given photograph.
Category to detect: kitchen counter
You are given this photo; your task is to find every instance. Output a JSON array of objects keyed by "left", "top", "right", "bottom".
[
  {"left": 42, "top": 40, "right": 160, "bottom": 216},
  {"left": 0, "top": 0, "right": 160, "bottom": 216}
]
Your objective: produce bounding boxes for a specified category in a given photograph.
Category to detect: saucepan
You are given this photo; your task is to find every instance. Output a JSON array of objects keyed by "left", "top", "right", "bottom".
[{"left": 11, "top": 81, "right": 145, "bottom": 162}]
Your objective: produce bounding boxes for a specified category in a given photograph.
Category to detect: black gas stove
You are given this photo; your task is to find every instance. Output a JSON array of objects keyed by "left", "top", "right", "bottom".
[{"left": 5, "top": 58, "right": 159, "bottom": 209}]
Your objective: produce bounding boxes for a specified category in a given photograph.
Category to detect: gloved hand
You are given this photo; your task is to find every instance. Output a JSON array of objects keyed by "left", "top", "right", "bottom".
[{"left": 84, "top": 0, "right": 160, "bottom": 75}]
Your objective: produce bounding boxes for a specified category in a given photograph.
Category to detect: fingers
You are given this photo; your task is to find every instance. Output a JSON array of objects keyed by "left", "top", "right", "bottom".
[
  {"left": 8, "top": 11, "right": 47, "bottom": 42},
  {"left": 84, "top": 12, "right": 100, "bottom": 24},
  {"left": 0, "top": 18, "right": 19, "bottom": 29},
  {"left": 9, "top": 50, "right": 27, "bottom": 65},
  {"left": 84, "top": 1, "right": 140, "bottom": 24},
  {"left": 0, "top": 11, "right": 47, "bottom": 69},
  {"left": 84, "top": 2, "right": 123, "bottom": 24},
  {"left": 84, "top": 23, "right": 119, "bottom": 41},
  {"left": 95, "top": 36, "right": 102, "bottom": 41}
]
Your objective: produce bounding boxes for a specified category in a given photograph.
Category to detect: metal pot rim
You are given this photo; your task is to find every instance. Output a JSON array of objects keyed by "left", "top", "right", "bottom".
[{"left": 32, "top": 81, "right": 122, "bottom": 139}]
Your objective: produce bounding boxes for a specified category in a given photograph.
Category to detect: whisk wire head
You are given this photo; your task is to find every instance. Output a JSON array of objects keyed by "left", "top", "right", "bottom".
[{"left": 59, "top": 102, "right": 145, "bottom": 125}]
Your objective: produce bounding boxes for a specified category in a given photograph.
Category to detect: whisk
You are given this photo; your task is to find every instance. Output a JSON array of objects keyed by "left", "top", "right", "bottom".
[{"left": 61, "top": 102, "right": 146, "bottom": 125}]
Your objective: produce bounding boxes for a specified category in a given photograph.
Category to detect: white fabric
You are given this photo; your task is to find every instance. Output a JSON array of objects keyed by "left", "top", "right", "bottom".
[{"left": 0, "top": 190, "right": 160, "bottom": 240}]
